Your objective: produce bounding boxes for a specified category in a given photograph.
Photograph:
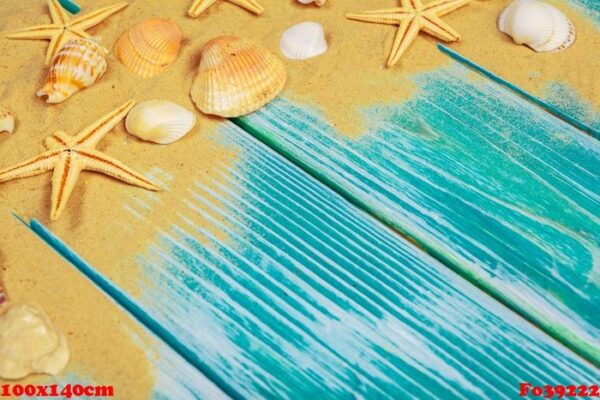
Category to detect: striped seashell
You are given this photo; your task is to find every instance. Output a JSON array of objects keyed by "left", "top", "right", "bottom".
[
  {"left": 190, "top": 36, "right": 287, "bottom": 118},
  {"left": 115, "top": 18, "right": 183, "bottom": 78},
  {"left": 37, "top": 38, "right": 108, "bottom": 104}
]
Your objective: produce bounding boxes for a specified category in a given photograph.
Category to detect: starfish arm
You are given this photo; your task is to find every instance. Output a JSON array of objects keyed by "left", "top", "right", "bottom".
[
  {"left": 79, "top": 149, "right": 160, "bottom": 191},
  {"left": 188, "top": 0, "right": 219, "bottom": 17},
  {"left": 5, "top": 25, "right": 61, "bottom": 40},
  {"left": 345, "top": 8, "right": 412, "bottom": 26},
  {"left": 227, "top": 0, "right": 264, "bottom": 15},
  {"left": 45, "top": 131, "right": 74, "bottom": 150},
  {"left": 387, "top": 18, "right": 421, "bottom": 67},
  {"left": 425, "top": 0, "right": 471, "bottom": 16},
  {"left": 402, "top": 0, "right": 423, "bottom": 10},
  {"left": 74, "top": 100, "right": 136, "bottom": 148},
  {"left": 48, "top": 0, "right": 71, "bottom": 25},
  {"left": 0, "top": 150, "right": 60, "bottom": 183},
  {"left": 45, "top": 29, "right": 78, "bottom": 64},
  {"left": 70, "top": 2, "right": 128, "bottom": 31},
  {"left": 421, "top": 14, "right": 461, "bottom": 42},
  {"left": 50, "top": 153, "right": 83, "bottom": 220}
]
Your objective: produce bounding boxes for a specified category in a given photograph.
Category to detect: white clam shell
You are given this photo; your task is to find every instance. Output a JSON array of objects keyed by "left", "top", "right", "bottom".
[
  {"left": 0, "top": 109, "right": 14, "bottom": 134},
  {"left": 297, "top": 0, "right": 326, "bottom": 5},
  {"left": 125, "top": 100, "right": 196, "bottom": 144},
  {"left": 498, "top": 0, "right": 575, "bottom": 52},
  {"left": 280, "top": 22, "right": 328, "bottom": 60}
]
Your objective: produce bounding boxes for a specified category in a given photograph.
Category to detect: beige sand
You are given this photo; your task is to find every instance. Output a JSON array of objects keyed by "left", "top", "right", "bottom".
[{"left": 0, "top": 0, "right": 597, "bottom": 383}]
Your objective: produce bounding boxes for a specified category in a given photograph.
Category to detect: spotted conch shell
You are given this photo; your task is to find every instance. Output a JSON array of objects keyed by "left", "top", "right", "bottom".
[
  {"left": 0, "top": 108, "right": 14, "bottom": 134},
  {"left": 190, "top": 36, "right": 287, "bottom": 118},
  {"left": 115, "top": 18, "right": 183, "bottom": 78},
  {"left": 297, "top": 0, "right": 327, "bottom": 5},
  {"left": 37, "top": 38, "right": 108, "bottom": 104}
]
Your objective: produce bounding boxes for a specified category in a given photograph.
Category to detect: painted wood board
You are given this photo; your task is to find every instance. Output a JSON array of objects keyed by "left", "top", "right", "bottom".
[
  {"left": 24, "top": 123, "right": 600, "bottom": 399},
  {"left": 0, "top": 211, "right": 230, "bottom": 400},
  {"left": 238, "top": 59, "right": 600, "bottom": 366},
  {"left": 446, "top": 0, "right": 600, "bottom": 137}
]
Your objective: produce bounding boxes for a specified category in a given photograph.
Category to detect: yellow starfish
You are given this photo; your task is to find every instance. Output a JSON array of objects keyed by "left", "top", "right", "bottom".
[
  {"left": 346, "top": 0, "right": 471, "bottom": 67},
  {"left": 0, "top": 100, "right": 160, "bottom": 221},
  {"left": 6, "top": 0, "right": 128, "bottom": 65},
  {"left": 188, "top": 0, "right": 263, "bottom": 18}
]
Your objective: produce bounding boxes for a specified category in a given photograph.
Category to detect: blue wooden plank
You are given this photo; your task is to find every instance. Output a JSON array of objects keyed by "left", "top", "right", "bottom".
[
  {"left": 0, "top": 212, "right": 230, "bottom": 400},
  {"left": 238, "top": 58, "right": 600, "bottom": 366},
  {"left": 26, "top": 123, "right": 600, "bottom": 399}
]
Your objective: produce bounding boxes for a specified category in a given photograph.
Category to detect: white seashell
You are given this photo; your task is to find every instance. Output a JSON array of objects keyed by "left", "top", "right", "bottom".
[
  {"left": 297, "top": 0, "right": 326, "bottom": 6},
  {"left": 125, "top": 100, "right": 196, "bottom": 144},
  {"left": 280, "top": 22, "right": 328, "bottom": 60},
  {"left": 0, "top": 109, "right": 14, "bottom": 134},
  {"left": 498, "top": 0, "right": 576, "bottom": 52}
]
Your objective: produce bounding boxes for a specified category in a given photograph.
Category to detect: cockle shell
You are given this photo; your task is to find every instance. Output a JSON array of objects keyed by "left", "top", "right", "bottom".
[
  {"left": 37, "top": 38, "right": 108, "bottom": 104},
  {"left": 297, "top": 0, "right": 327, "bottom": 6},
  {"left": 498, "top": 0, "right": 576, "bottom": 52},
  {"left": 0, "top": 109, "right": 14, "bottom": 134},
  {"left": 115, "top": 18, "right": 183, "bottom": 78},
  {"left": 125, "top": 100, "right": 197, "bottom": 144},
  {"left": 190, "top": 36, "right": 287, "bottom": 118},
  {"left": 280, "top": 22, "right": 328, "bottom": 60},
  {"left": 0, "top": 303, "right": 70, "bottom": 380}
]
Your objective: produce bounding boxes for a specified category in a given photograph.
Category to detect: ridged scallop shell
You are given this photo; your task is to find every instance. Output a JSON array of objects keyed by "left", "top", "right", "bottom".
[
  {"left": 37, "top": 39, "right": 108, "bottom": 104},
  {"left": 498, "top": 0, "right": 576, "bottom": 52},
  {"left": 190, "top": 36, "right": 287, "bottom": 118},
  {"left": 280, "top": 22, "right": 328, "bottom": 60},
  {"left": 297, "top": 0, "right": 327, "bottom": 6},
  {"left": 125, "top": 100, "right": 197, "bottom": 144},
  {"left": 0, "top": 108, "right": 14, "bottom": 134},
  {"left": 115, "top": 18, "right": 183, "bottom": 78}
]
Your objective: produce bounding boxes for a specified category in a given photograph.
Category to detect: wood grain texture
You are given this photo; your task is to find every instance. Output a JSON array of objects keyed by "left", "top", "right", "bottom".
[
  {"left": 28, "top": 123, "right": 600, "bottom": 399},
  {"left": 237, "top": 61, "right": 600, "bottom": 366},
  {"left": 0, "top": 212, "right": 230, "bottom": 400}
]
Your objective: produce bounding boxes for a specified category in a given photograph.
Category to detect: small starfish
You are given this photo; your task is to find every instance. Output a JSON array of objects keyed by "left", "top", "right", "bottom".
[
  {"left": 346, "top": 0, "right": 471, "bottom": 67},
  {"left": 6, "top": 0, "right": 127, "bottom": 64},
  {"left": 188, "top": 0, "right": 263, "bottom": 18},
  {"left": 0, "top": 100, "right": 160, "bottom": 221}
]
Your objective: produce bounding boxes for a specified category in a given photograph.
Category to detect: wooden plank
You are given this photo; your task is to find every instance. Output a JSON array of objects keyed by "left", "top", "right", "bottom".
[
  {"left": 238, "top": 58, "right": 600, "bottom": 366},
  {"left": 0, "top": 212, "right": 230, "bottom": 400},
  {"left": 26, "top": 123, "right": 600, "bottom": 399}
]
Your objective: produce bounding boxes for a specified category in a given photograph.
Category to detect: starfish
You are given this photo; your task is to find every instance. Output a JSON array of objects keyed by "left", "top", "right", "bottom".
[
  {"left": 0, "top": 100, "right": 160, "bottom": 221},
  {"left": 188, "top": 0, "right": 263, "bottom": 18},
  {"left": 346, "top": 0, "right": 471, "bottom": 67},
  {"left": 6, "top": 0, "right": 127, "bottom": 64}
]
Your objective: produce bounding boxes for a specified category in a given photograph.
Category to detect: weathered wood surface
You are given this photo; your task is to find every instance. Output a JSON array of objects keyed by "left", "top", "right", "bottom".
[
  {"left": 238, "top": 60, "right": 600, "bottom": 365},
  {"left": 27, "top": 123, "right": 600, "bottom": 399},
  {"left": 0, "top": 212, "right": 230, "bottom": 400}
]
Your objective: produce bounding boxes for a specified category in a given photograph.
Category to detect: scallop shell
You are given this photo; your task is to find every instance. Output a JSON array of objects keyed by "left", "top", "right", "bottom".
[
  {"left": 280, "top": 22, "right": 328, "bottom": 60},
  {"left": 0, "top": 303, "right": 70, "bottom": 380},
  {"left": 37, "top": 38, "right": 108, "bottom": 104},
  {"left": 190, "top": 36, "right": 287, "bottom": 118},
  {"left": 0, "top": 109, "right": 14, "bottom": 134},
  {"left": 125, "top": 100, "right": 197, "bottom": 144},
  {"left": 498, "top": 0, "right": 575, "bottom": 52},
  {"left": 297, "top": 0, "right": 327, "bottom": 6},
  {"left": 115, "top": 18, "right": 183, "bottom": 78}
]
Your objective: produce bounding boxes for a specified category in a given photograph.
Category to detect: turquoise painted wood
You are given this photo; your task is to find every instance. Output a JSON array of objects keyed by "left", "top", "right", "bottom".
[
  {"left": 27, "top": 123, "right": 600, "bottom": 399},
  {"left": 237, "top": 59, "right": 600, "bottom": 366}
]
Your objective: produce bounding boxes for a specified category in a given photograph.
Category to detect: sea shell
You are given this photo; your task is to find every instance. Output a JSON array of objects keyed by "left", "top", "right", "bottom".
[
  {"left": 125, "top": 100, "right": 197, "bottom": 144},
  {"left": 297, "top": 0, "right": 327, "bottom": 6},
  {"left": 280, "top": 22, "right": 328, "bottom": 60},
  {"left": 0, "top": 109, "right": 14, "bottom": 134},
  {"left": 115, "top": 18, "right": 183, "bottom": 78},
  {"left": 0, "top": 303, "right": 70, "bottom": 380},
  {"left": 498, "top": 0, "right": 576, "bottom": 52},
  {"left": 190, "top": 36, "right": 287, "bottom": 118},
  {"left": 37, "top": 38, "right": 108, "bottom": 104}
]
